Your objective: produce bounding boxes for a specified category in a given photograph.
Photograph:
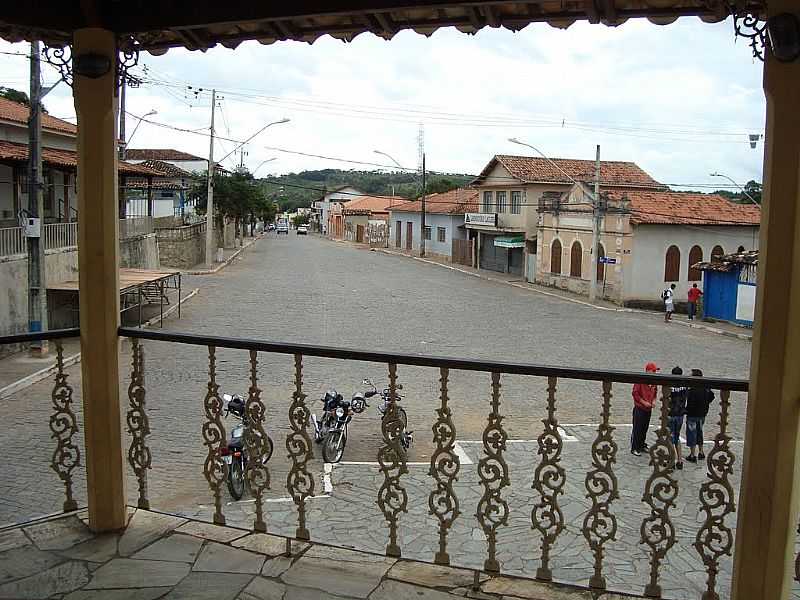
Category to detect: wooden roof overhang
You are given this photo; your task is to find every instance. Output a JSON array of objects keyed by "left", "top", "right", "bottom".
[{"left": 0, "top": 1, "right": 767, "bottom": 54}]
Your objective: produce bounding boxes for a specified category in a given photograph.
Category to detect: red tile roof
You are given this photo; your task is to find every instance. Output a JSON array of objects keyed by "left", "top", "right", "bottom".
[
  {"left": 389, "top": 188, "right": 479, "bottom": 215},
  {"left": 606, "top": 189, "right": 761, "bottom": 226},
  {"left": 125, "top": 149, "right": 206, "bottom": 162},
  {"left": 0, "top": 140, "right": 161, "bottom": 176},
  {"left": 341, "top": 195, "right": 396, "bottom": 215},
  {"left": 140, "top": 159, "right": 194, "bottom": 178},
  {"left": 476, "top": 155, "right": 664, "bottom": 189},
  {"left": 0, "top": 97, "right": 77, "bottom": 135}
]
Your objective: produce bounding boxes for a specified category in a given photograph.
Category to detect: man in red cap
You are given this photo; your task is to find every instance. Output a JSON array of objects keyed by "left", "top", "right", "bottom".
[{"left": 631, "top": 362, "right": 659, "bottom": 456}]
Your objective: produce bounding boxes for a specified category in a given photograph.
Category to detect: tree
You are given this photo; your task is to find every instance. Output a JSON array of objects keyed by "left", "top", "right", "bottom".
[
  {"left": 0, "top": 86, "right": 47, "bottom": 112},
  {"left": 191, "top": 169, "right": 272, "bottom": 239},
  {"left": 743, "top": 180, "right": 762, "bottom": 204},
  {"left": 292, "top": 213, "right": 310, "bottom": 227}
]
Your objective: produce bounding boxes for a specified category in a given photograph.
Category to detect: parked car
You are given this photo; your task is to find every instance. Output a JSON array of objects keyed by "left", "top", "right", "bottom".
[
  {"left": 297, "top": 225, "right": 308, "bottom": 235},
  {"left": 267, "top": 223, "right": 275, "bottom": 231},
  {"left": 276, "top": 221, "right": 289, "bottom": 234}
]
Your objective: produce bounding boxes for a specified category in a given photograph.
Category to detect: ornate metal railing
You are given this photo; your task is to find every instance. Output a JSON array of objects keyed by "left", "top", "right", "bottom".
[
  {"left": 118, "top": 326, "right": 749, "bottom": 599},
  {"left": 0, "top": 329, "right": 82, "bottom": 515}
]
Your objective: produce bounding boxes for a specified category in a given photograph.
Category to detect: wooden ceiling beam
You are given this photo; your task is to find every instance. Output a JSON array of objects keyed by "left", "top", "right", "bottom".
[
  {"left": 602, "top": 0, "right": 619, "bottom": 24},
  {"left": 373, "top": 12, "right": 397, "bottom": 34},
  {"left": 482, "top": 5, "right": 500, "bottom": 27},
  {"left": 585, "top": 0, "right": 601, "bottom": 24}
]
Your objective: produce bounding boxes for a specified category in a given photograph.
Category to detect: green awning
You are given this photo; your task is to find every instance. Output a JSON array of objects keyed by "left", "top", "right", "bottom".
[{"left": 493, "top": 236, "right": 525, "bottom": 248}]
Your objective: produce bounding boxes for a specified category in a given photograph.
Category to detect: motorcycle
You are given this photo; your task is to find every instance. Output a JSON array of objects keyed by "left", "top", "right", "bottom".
[
  {"left": 361, "top": 378, "right": 413, "bottom": 454},
  {"left": 311, "top": 388, "right": 367, "bottom": 463},
  {"left": 220, "top": 393, "right": 274, "bottom": 500}
]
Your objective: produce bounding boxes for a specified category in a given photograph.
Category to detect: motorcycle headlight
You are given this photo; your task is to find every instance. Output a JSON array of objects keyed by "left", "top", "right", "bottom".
[{"left": 335, "top": 407, "right": 345, "bottom": 418}]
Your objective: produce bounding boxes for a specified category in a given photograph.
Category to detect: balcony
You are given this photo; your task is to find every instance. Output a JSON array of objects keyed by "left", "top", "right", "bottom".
[{"left": 0, "top": 327, "right": 769, "bottom": 600}]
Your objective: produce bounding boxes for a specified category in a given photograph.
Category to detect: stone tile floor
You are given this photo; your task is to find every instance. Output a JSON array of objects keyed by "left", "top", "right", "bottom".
[{"left": 0, "top": 508, "right": 644, "bottom": 600}]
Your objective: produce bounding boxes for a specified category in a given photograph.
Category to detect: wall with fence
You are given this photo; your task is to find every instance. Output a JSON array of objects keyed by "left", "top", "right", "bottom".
[{"left": 156, "top": 221, "right": 207, "bottom": 269}]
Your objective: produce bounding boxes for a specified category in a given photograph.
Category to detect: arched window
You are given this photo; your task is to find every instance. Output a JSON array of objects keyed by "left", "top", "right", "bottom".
[
  {"left": 688, "top": 245, "right": 703, "bottom": 281},
  {"left": 664, "top": 245, "right": 680, "bottom": 282},
  {"left": 711, "top": 245, "right": 724, "bottom": 263},
  {"left": 596, "top": 243, "right": 606, "bottom": 282},
  {"left": 570, "top": 241, "right": 583, "bottom": 278},
  {"left": 550, "top": 239, "right": 562, "bottom": 275}
]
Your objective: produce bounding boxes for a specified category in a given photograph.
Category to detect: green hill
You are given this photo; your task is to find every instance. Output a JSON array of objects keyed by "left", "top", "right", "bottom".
[{"left": 257, "top": 169, "right": 474, "bottom": 212}]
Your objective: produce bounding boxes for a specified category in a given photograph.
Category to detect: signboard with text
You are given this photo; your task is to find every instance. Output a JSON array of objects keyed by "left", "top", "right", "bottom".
[
  {"left": 465, "top": 213, "right": 498, "bottom": 227},
  {"left": 599, "top": 256, "right": 618, "bottom": 264}
]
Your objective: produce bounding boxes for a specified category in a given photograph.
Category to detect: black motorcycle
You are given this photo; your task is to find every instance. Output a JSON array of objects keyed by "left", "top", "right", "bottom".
[
  {"left": 362, "top": 378, "right": 412, "bottom": 453},
  {"left": 311, "top": 389, "right": 367, "bottom": 463},
  {"left": 220, "top": 393, "right": 274, "bottom": 500}
]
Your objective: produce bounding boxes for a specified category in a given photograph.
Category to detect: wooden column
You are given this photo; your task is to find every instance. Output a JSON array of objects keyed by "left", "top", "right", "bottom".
[
  {"left": 731, "top": 5, "right": 800, "bottom": 598},
  {"left": 73, "top": 28, "right": 127, "bottom": 532}
]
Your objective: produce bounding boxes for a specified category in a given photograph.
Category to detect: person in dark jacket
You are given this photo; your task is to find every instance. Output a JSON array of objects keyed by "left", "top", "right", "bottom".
[
  {"left": 631, "top": 362, "right": 659, "bottom": 456},
  {"left": 668, "top": 366, "right": 688, "bottom": 470},
  {"left": 686, "top": 368, "right": 715, "bottom": 462}
]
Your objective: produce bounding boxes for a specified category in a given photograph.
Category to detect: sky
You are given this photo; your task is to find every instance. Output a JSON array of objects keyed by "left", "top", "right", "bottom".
[{"left": 0, "top": 16, "right": 766, "bottom": 191}]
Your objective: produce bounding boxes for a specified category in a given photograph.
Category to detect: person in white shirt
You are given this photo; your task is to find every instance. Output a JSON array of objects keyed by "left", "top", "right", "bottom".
[{"left": 663, "top": 283, "right": 676, "bottom": 322}]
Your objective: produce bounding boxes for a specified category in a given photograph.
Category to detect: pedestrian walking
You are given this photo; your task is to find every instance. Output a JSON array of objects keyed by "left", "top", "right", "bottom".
[
  {"left": 686, "top": 368, "right": 715, "bottom": 463},
  {"left": 668, "top": 366, "right": 688, "bottom": 469},
  {"left": 687, "top": 283, "right": 703, "bottom": 320},
  {"left": 662, "top": 284, "right": 676, "bottom": 322},
  {"left": 631, "top": 362, "right": 659, "bottom": 456}
]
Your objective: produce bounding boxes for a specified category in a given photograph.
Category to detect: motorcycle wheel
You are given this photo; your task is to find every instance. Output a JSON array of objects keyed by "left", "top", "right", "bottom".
[
  {"left": 227, "top": 459, "right": 245, "bottom": 500},
  {"left": 322, "top": 428, "right": 346, "bottom": 463}
]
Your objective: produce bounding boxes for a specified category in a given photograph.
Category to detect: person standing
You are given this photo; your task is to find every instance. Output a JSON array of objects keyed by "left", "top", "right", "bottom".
[
  {"left": 631, "top": 362, "right": 659, "bottom": 456},
  {"left": 668, "top": 366, "right": 688, "bottom": 470},
  {"left": 662, "top": 283, "right": 677, "bottom": 322},
  {"left": 686, "top": 368, "right": 715, "bottom": 463},
  {"left": 687, "top": 283, "right": 703, "bottom": 320}
]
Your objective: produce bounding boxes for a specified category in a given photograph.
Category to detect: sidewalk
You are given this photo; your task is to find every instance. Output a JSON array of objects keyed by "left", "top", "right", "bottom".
[
  {"left": 186, "top": 232, "right": 264, "bottom": 275},
  {"left": 378, "top": 247, "right": 753, "bottom": 341}
]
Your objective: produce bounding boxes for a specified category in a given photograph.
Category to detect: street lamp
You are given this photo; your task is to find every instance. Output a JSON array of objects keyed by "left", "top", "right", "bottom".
[
  {"left": 709, "top": 172, "right": 758, "bottom": 204},
  {"left": 217, "top": 118, "right": 290, "bottom": 165},
  {"left": 509, "top": 137, "right": 603, "bottom": 303},
  {"left": 122, "top": 109, "right": 157, "bottom": 159},
  {"left": 251, "top": 157, "right": 277, "bottom": 177},
  {"left": 374, "top": 149, "right": 426, "bottom": 256}
]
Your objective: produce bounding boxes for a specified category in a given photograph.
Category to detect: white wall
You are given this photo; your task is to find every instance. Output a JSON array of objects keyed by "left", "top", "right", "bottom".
[
  {"left": 628, "top": 224, "right": 760, "bottom": 302},
  {"left": 0, "top": 164, "right": 13, "bottom": 218},
  {"left": 0, "top": 123, "right": 76, "bottom": 151}
]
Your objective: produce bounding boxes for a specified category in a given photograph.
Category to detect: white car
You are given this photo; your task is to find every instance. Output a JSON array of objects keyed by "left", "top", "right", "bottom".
[{"left": 297, "top": 225, "right": 308, "bottom": 235}]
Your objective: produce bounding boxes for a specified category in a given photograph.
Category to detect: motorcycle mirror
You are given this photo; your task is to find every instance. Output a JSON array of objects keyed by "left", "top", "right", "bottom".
[
  {"left": 222, "top": 393, "right": 233, "bottom": 402},
  {"left": 362, "top": 378, "right": 371, "bottom": 386}
]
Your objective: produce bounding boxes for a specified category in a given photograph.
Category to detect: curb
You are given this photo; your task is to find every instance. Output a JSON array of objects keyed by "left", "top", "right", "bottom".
[
  {"left": 0, "top": 288, "right": 201, "bottom": 400},
  {"left": 377, "top": 248, "right": 753, "bottom": 342},
  {"left": 185, "top": 234, "right": 264, "bottom": 275},
  {"left": 0, "top": 351, "right": 82, "bottom": 400}
]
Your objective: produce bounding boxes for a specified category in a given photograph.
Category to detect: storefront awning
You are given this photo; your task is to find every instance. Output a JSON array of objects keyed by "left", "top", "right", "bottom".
[{"left": 494, "top": 236, "right": 524, "bottom": 249}]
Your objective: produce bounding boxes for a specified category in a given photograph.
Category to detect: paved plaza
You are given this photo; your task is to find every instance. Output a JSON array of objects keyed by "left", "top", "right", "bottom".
[{"left": 2, "top": 234, "right": 770, "bottom": 598}]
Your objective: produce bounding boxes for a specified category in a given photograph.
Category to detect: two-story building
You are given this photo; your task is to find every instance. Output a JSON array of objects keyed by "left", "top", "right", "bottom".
[
  {"left": 535, "top": 183, "right": 761, "bottom": 306},
  {"left": 468, "top": 154, "right": 664, "bottom": 277},
  {"left": 313, "top": 185, "right": 366, "bottom": 236}
]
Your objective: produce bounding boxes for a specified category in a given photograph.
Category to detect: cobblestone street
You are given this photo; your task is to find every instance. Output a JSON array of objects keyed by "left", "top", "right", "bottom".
[{"left": 2, "top": 233, "right": 760, "bottom": 598}]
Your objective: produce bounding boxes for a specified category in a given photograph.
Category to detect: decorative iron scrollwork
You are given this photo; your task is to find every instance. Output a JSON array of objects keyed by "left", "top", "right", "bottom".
[
  {"left": 244, "top": 350, "right": 271, "bottom": 532},
  {"left": 532, "top": 376, "right": 566, "bottom": 581},
  {"left": 202, "top": 346, "right": 227, "bottom": 525},
  {"left": 127, "top": 338, "right": 151, "bottom": 510},
  {"left": 477, "top": 372, "right": 509, "bottom": 574},
  {"left": 117, "top": 36, "right": 142, "bottom": 89},
  {"left": 733, "top": 11, "right": 767, "bottom": 61},
  {"left": 582, "top": 381, "right": 619, "bottom": 590},
  {"left": 641, "top": 385, "right": 678, "bottom": 598},
  {"left": 694, "top": 389, "right": 736, "bottom": 600},
  {"left": 49, "top": 340, "right": 80, "bottom": 512},
  {"left": 42, "top": 44, "right": 73, "bottom": 86},
  {"left": 286, "top": 354, "right": 315, "bottom": 541},
  {"left": 377, "top": 363, "right": 408, "bottom": 558},
  {"left": 429, "top": 367, "right": 461, "bottom": 565}
]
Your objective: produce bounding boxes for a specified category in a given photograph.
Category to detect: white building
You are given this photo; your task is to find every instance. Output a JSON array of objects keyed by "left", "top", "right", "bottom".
[{"left": 312, "top": 185, "right": 365, "bottom": 235}]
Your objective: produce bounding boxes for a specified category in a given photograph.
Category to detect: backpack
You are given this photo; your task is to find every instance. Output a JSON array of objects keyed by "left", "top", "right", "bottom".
[{"left": 661, "top": 289, "right": 669, "bottom": 301}]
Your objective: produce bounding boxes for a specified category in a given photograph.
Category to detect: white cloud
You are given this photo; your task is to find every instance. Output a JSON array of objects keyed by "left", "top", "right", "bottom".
[{"left": 0, "top": 16, "right": 765, "bottom": 189}]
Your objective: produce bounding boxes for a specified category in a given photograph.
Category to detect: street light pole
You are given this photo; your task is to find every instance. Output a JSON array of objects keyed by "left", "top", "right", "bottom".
[
  {"left": 509, "top": 137, "right": 604, "bottom": 302},
  {"left": 421, "top": 152, "right": 426, "bottom": 257},
  {"left": 709, "top": 172, "right": 759, "bottom": 204},
  {"left": 205, "top": 89, "right": 216, "bottom": 268}
]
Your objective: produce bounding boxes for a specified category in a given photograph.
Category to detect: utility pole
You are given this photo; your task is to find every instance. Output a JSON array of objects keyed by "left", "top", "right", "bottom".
[
  {"left": 588, "top": 144, "right": 601, "bottom": 303},
  {"left": 205, "top": 89, "right": 216, "bottom": 268},
  {"left": 420, "top": 153, "right": 426, "bottom": 258},
  {"left": 27, "top": 41, "right": 48, "bottom": 355}
]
